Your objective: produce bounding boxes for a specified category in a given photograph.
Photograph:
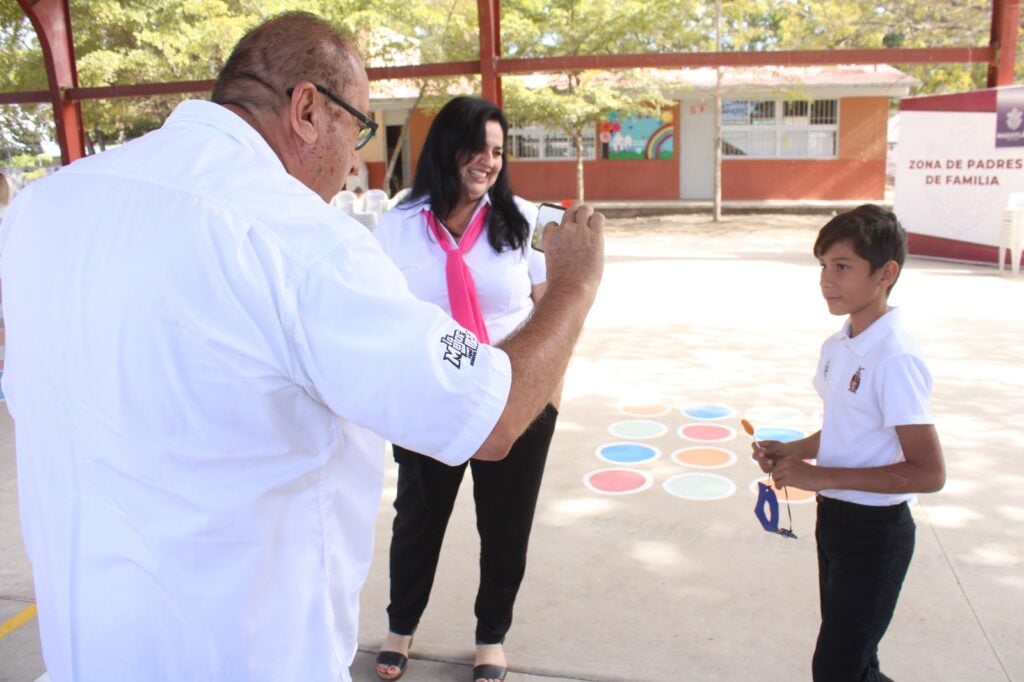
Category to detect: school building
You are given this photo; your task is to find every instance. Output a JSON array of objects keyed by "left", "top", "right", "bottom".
[{"left": 357, "top": 65, "right": 916, "bottom": 203}]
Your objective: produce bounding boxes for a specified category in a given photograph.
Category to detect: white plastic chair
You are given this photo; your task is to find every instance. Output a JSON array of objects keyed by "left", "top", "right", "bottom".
[
  {"left": 350, "top": 211, "right": 378, "bottom": 230},
  {"left": 330, "top": 190, "right": 356, "bottom": 213},
  {"left": 363, "top": 189, "right": 390, "bottom": 217},
  {"left": 998, "top": 208, "right": 1023, "bottom": 276},
  {"left": 388, "top": 187, "right": 412, "bottom": 209}
]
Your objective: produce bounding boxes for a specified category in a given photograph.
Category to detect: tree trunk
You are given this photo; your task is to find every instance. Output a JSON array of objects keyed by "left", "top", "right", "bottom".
[
  {"left": 713, "top": 0, "right": 723, "bottom": 222},
  {"left": 382, "top": 89, "right": 425, "bottom": 195},
  {"left": 575, "top": 130, "right": 585, "bottom": 202},
  {"left": 382, "top": 122, "right": 406, "bottom": 194}
]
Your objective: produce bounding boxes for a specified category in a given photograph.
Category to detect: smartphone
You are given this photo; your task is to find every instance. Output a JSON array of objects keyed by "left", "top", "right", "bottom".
[{"left": 532, "top": 202, "right": 566, "bottom": 252}]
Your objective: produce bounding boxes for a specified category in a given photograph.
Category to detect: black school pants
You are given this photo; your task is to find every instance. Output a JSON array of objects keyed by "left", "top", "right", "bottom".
[
  {"left": 813, "top": 495, "right": 916, "bottom": 682},
  {"left": 386, "top": 404, "right": 558, "bottom": 645}
]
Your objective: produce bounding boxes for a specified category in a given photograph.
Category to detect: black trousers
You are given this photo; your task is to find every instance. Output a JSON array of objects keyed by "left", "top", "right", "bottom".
[
  {"left": 386, "top": 404, "right": 558, "bottom": 644},
  {"left": 812, "top": 495, "right": 916, "bottom": 682}
]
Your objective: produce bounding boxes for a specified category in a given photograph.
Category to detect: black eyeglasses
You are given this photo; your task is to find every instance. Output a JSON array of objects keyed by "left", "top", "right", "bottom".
[{"left": 286, "top": 84, "right": 378, "bottom": 150}]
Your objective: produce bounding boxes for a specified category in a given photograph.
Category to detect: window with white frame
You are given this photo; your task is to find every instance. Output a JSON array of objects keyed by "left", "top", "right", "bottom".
[
  {"left": 722, "top": 99, "right": 838, "bottom": 158},
  {"left": 507, "top": 122, "right": 596, "bottom": 160}
]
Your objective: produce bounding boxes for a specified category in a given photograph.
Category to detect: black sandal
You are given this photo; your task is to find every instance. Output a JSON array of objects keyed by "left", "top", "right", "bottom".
[
  {"left": 473, "top": 663, "right": 508, "bottom": 681},
  {"left": 375, "top": 650, "right": 409, "bottom": 681}
]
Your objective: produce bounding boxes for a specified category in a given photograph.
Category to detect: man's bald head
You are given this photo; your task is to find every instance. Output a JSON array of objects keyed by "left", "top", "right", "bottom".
[
  {"left": 212, "top": 11, "right": 361, "bottom": 116},
  {"left": 212, "top": 11, "right": 369, "bottom": 201}
]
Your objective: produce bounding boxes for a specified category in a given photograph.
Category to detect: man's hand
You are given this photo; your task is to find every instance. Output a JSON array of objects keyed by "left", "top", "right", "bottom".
[
  {"left": 541, "top": 203, "right": 605, "bottom": 305},
  {"left": 474, "top": 204, "right": 606, "bottom": 462}
]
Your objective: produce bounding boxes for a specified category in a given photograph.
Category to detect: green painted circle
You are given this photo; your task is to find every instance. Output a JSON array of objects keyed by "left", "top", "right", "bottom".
[{"left": 662, "top": 473, "right": 736, "bottom": 500}]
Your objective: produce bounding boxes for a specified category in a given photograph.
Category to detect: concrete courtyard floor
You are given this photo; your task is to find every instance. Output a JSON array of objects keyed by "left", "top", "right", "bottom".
[{"left": 1, "top": 212, "right": 1022, "bottom": 681}]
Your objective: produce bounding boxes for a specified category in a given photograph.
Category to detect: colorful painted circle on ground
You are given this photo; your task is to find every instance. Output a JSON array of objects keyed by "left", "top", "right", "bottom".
[
  {"left": 596, "top": 442, "right": 661, "bottom": 465},
  {"left": 609, "top": 419, "right": 669, "bottom": 440},
  {"left": 747, "top": 478, "right": 816, "bottom": 503},
  {"left": 754, "top": 427, "right": 806, "bottom": 443},
  {"left": 678, "top": 423, "right": 736, "bottom": 443},
  {"left": 671, "top": 446, "right": 736, "bottom": 469},
  {"left": 662, "top": 473, "right": 736, "bottom": 500},
  {"left": 584, "top": 468, "right": 654, "bottom": 495},
  {"left": 619, "top": 403, "right": 671, "bottom": 418},
  {"left": 745, "top": 406, "right": 803, "bottom": 424},
  {"left": 681, "top": 404, "right": 735, "bottom": 420}
]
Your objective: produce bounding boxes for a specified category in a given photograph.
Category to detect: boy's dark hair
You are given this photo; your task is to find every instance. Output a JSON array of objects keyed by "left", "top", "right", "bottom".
[
  {"left": 814, "top": 204, "right": 907, "bottom": 293},
  {"left": 403, "top": 96, "right": 528, "bottom": 252}
]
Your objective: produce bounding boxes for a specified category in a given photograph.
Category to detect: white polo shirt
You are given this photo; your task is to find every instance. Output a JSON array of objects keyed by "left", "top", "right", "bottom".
[
  {"left": 0, "top": 100, "right": 511, "bottom": 682},
  {"left": 373, "top": 196, "right": 545, "bottom": 344},
  {"left": 813, "top": 308, "right": 933, "bottom": 506}
]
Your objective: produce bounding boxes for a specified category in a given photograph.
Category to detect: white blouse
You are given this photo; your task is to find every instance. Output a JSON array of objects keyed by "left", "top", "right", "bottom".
[{"left": 374, "top": 195, "right": 546, "bottom": 344}]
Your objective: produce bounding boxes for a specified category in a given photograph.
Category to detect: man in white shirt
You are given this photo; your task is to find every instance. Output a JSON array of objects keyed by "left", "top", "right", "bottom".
[{"left": 0, "top": 12, "right": 603, "bottom": 682}]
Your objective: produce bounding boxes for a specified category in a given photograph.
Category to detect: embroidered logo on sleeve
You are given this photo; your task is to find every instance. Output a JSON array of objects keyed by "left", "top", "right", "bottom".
[
  {"left": 441, "top": 329, "right": 479, "bottom": 368},
  {"left": 848, "top": 366, "right": 864, "bottom": 394},
  {"left": 823, "top": 359, "right": 831, "bottom": 380}
]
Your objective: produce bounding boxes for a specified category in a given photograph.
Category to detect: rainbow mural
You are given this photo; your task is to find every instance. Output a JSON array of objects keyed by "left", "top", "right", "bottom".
[{"left": 600, "top": 111, "right": 675, "bottom": 160}]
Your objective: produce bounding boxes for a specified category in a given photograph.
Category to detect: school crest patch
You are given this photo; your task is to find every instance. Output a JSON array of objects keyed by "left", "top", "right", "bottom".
[{"left": 848, "top": 366, "right": 865, "bottom": 394}]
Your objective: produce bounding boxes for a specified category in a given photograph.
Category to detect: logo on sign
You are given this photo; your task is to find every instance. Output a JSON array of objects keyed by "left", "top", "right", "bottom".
[
  {"left": 995, "top": 86, "right": 1024, "bottom": 147},
  {"left": 1007, "top": 107, "right": 1023, "bottom": 131}
]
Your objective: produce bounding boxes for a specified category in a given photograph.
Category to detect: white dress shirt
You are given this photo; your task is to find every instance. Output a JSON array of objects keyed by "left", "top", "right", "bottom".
[
  {"left": 0, "top": 100, "right": 511, "bottom": 682},
  {"left": 373, "top": 196, "right": 545, "bottom": 344},
  {"left": 813, "top": 308, "right": 934, "bottom": 506}
]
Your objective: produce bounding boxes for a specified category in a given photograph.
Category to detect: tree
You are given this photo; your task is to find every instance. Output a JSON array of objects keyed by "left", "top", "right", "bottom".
[
  {"left": 0, "top": 4, "right": 50, "bottom": 160},
  {"left": 321, "top": 0, "right": 482, "bottom": 193},
  {"left": 501, "top": 0, "right": 704, "bottom": 200},
  {"left": 767, "top": 0, "right": 997, "bottom": 94},
  {"left": 69, "top": 0, "right": 263, "bottom": 151},
  {"left": 502, "top": 73, "right": 667, "bottom": 202}
]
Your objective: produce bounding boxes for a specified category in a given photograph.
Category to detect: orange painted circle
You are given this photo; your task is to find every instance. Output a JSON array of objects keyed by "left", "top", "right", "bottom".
[
  {"left": 671, "top": 447, "right": 736, "bottom": 469},
  {"left": 619, "top": 403, "right": 671, "bottom": 417}
]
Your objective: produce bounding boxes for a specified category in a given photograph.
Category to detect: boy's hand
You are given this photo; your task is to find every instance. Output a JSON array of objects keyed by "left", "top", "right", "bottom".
[
  {"left": 751, "top": 439, "right": 788, "bottom": 473},
  {"left": 772, "top": 456, "right": 825, "bottom": 491}
]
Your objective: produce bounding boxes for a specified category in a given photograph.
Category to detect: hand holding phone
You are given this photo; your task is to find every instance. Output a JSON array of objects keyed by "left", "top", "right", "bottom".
[{"left": 532, "top": 202, "right": 566, "bottom": 252}]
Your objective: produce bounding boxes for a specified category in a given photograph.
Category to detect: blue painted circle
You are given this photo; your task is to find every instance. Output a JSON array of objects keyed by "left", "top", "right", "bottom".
[
  {"left": 682, "top": 404, "right": 735, "bottom": 420},
  {"left": 754, "top": 427, "right": 805, "bottom": 443},
  {"left": 596, "top": 442, "right": 661, "bottom": 464}
]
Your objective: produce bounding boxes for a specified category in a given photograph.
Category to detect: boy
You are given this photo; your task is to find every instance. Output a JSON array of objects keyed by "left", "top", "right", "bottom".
[{"left": 753, "top": 204, "right": 945, "bottom": 681}]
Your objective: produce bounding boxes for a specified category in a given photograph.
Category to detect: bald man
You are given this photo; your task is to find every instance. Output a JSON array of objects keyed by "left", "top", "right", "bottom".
[{"left": 0, "top": 11, "right": 603, "bottom": 682}]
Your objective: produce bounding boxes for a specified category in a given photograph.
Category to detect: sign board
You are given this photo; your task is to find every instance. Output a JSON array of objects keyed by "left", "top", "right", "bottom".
[{"left": 894, "top": 87, "right": 1024, "bottom": 254}]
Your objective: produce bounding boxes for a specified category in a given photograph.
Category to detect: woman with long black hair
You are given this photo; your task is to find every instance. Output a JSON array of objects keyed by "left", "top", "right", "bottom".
[{"left": 372, "top": 96, "right": 559, "bottom": 682}]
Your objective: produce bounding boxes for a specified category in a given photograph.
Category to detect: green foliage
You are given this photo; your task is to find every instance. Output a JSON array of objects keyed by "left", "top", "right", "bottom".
[
  {"left": 69, "top": 0, "right": 266, "bottom": 145},
  {"left": 501, "top": 0, "right": 692, "bottom": 199},
  {"left": 0, "top": 8, "right": 51, "bottom": 158},
  {"left": 0, "top": 0, "right": 1018, "bottom": 162},
  {"left": 767, "top": 0, "right": 996, "bottom": 93}
]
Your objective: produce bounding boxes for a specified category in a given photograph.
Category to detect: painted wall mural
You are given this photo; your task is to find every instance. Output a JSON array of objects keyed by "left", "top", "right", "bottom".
[{"left": 599, "top": 110, "right": 675, "bottom": 160}]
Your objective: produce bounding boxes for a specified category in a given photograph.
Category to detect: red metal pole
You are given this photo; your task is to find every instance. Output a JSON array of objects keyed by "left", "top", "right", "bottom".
[
  {"left": 17, "top": 0, "right": 85, "bottom": 165},
  {"left": 477, "top": 0, "right": 502, "bottom": 107},
  {"left": 988, "top": 0, "right": 1021, "bottom": 87}
]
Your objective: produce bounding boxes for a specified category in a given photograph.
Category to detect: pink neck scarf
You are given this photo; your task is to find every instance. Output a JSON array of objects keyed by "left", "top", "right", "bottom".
[{"left": 424, "top": 203, "right": 491, "bottom": 344}]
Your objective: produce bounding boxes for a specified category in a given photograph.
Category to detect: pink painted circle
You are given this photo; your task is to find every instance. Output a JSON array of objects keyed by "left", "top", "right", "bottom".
[
  {"left": 678, "top": 423, "right": 736, "bottom": 443},
  {"left": 584, "top": 468, "right": 654, "bottom": 495}
]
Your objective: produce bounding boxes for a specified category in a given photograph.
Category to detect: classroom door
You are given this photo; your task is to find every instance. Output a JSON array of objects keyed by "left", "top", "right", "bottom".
[{"left": 679, "top": 99, "right": 715, "bottom": 200}]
